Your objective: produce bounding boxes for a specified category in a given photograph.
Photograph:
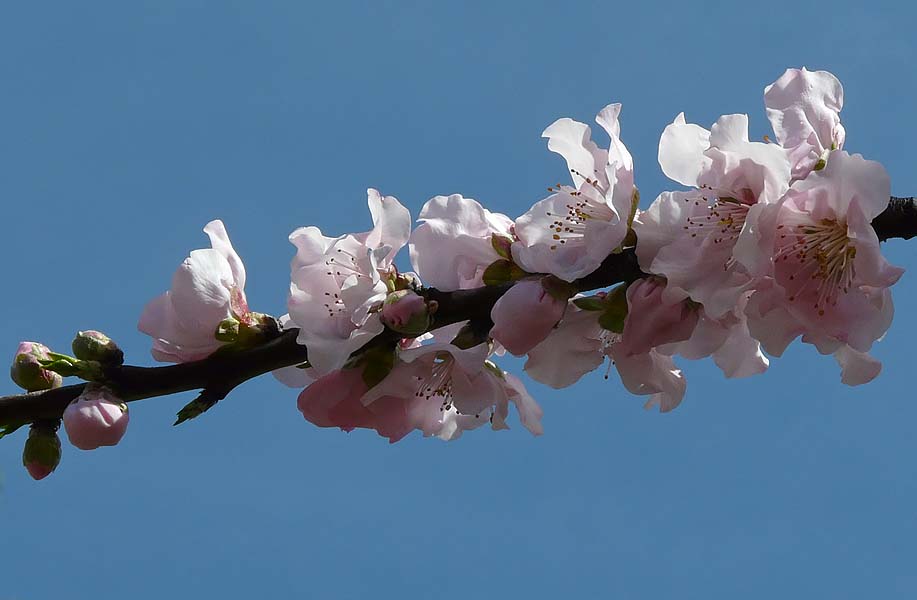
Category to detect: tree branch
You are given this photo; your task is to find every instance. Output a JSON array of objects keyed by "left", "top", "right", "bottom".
[
  {"left": 0, "top": 197, "right": 911, "bottom": 427},
  {"left": 872, "top": 197, "right": 917, "bottom": 241}
]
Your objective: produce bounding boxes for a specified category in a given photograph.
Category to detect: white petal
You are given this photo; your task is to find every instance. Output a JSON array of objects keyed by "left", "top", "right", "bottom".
[
  {"left": 658, "top": 113, "right": 712, "bottom": 188},
  {"left": 203, "top": 220, "right": 246, "bottom": 291},
  {"left": 834, "top": 345, "right": 882, "bottom": 386},
  {"left": 542, "top": 117, "right": 606, "bottom": 187},
  {"left": 366, "top": 188, "right": 411, "bottom": 267}
]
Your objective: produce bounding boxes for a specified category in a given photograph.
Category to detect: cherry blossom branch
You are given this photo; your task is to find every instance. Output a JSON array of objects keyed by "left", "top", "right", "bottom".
[
  {"left": 0, "top": 199, "right": 909, "bottom": 428},
  {"left": 873, "top": 197, "right": 917, "bottom": 241}
]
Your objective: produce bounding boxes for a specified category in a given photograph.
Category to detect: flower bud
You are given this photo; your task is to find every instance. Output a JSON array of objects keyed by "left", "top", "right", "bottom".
[
  {"left": 22, "top": 422, "right": 62, "bottom": 481},
  {"left": 63, "top": 385, "right": 129, "bottom": 450},
  {"left": 380, "top": 290, "right": 434, "bottom": 336},
  {"left": 72, "top": 330, "right": 124, "bottom": 365},
  {"left": 619, "top": 278, "right": 699, "bottom": 356},
  {"left": 490, "top": 279, "right": 567, "bottom": 356},
  {"left": 10, "top": 342, "right": 63, "bottom": 392}
]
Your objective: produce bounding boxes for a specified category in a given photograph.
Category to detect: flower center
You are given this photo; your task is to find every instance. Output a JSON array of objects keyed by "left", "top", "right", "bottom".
[
  {"left": 682, "top": 196, "right": 749, "bottom": 247},
  {"left": 414, "top": 352, "right": 456, "bottom": 411},
  {"left": 544, "top": 170, "right": 616, "bottom": 251},
  {"left": 775, "top": 217, "right": 856, "bottom": 316}
]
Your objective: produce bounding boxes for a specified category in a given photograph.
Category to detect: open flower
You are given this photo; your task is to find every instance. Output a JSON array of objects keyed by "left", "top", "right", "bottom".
[
  {"left": 296, "top": 323, "right": 542, "bottom": 442},
  {"left": 634, "top": 113, "right": 792, "bottom": 317},
  {"left": 744, "top": 151, "right": 902, "bottom": 380},
  {"left": 287, "top": 189, "right": 411, "bottom": 375},
  {"left": 524, "top": 302, "right": 687, "bottom": 411},
  {"left": 513, "top": 103, "right": 635, "bottom": 281},
  {"left": 139, "top": 220, "right": 249, "bottom": 362},
  {"left": 409, "top": 194, "right": 514, "bottom": 291}
]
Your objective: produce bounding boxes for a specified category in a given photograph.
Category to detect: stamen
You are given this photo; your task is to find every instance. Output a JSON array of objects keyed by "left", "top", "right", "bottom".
[{"left": 776, "top": 218, "right": 855, "bottom": 316}]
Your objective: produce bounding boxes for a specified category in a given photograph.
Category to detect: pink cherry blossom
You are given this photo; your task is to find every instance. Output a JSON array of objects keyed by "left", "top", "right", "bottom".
[
  {"left": 764, "top": 67, "right": 845, "bottom": 180},
  {"left": 743, "top": 151, "right": 902, "bottom": 380},
  {"left": 409, "top": 194, "right": 514, "bottom": 291},
  {"left": 63, "top": 386, "right": 129, "bottom": 450},
  {"left": 513, "top": 103, "right": 635, "bottom": 282},
  {"left": 296, "top": 322, "right": 542, "bottom": 442},
  {"left": 489, "top": 279, "right": 567, "bottom": 356},
  {"left": 363, "top": 324, "right": 544, "bottom": 439},
  {"left": 634, "top": 112, "right": 792, "bottom": 317},
  {"left": 524, "top": 302, "right": 687, "bottom": 411},
  {"left": 138, "top": 220, "right": 249, "bottom": 362},
  {"left": 287, "top": 188, "right": 411, "bottom": 375}
]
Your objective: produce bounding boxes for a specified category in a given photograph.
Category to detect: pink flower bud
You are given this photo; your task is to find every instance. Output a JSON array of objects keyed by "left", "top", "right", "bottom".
[
  {"left": 63, "top": 386, "right": 129, "bottom": 450},
  {"left": 10, "top": 342, "right": 63, "bottom": 392},
  {"left": 22, "top": 422, "right": 62, "bottom": 481},
  {"left": 72, "top": 330, "right": 123, "bottom": 365},
  {"left": 620, "top": 278, "right": 698, "bottom": 356},
  {"left": 490, "top": 279, "right": 567, "bottom": 356},
  {"left": 380, "top": 290, "right": 433, "bottom": 335}
]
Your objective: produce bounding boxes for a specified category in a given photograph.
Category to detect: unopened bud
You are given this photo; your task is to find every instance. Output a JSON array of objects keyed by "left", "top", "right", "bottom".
[
  {"left": 22, "top": 421, "right": 62, "bottom": 481},
  {"left": 11, "top": 342, "right": 63, "bottom": 392},
  {"left": 380, "top": 290, "right": 435, "bottom": 336},
  {"left": 72, "top": 330, "right": 124, "bottom": 365},
  {"left": 63, "top": 385, "right": 129, "bottom": 451}
]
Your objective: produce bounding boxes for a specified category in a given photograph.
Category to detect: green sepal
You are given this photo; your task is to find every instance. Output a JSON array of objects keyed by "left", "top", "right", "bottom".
[
  {"left": 483, "top": 360, "right": 505, "bottom": 380},
  {"left": 490, "top": 234, "right": 514, "bottom": 260},
  {"left": 359, "top": 347, "right": 396, "bottom": 390},
  {"left": 450, "top": 322, "right": 489, "bottom": 350},
  {"left": 215, "top": 318, "right": 241, "bottom": 342},
  {"left": 482, "top": 259, "right": 527, "bottom": 286},
  {"left": 627, "top": 187, "right": 640, "bottom": 228},
  {"left": 540, "top": 275, "right": 576, "bottom": 302},
  {"left": 39, "top": 354, "right": 105, "bottom": 381},
  {"left": 572, "top": 296, "right": 607, "bottom": 311},
  {"left": 597, "top": 284, "right": 629, "bottom": 333}
]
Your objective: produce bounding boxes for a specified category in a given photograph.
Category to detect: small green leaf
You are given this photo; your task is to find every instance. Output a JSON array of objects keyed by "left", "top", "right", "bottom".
[
  {"left": 174, "top": 393, "right": 219, "bottom": 426},
  {"left": 0, "top": 422, "right": 24, "bottom": 441}
]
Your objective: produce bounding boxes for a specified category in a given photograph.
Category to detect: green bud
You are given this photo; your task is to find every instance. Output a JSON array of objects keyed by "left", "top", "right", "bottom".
[
  {"left": 72, "top": 330, "right": 124, "bottom": 365},
  {"left": 11, "top": 342, "right": 63, "bottom": 392},
  {"left": 381, "top": 290, "right": 434, "bottom": 336},
  {"left": 22, "top": 421, "right": 62, "bottom": 481}
]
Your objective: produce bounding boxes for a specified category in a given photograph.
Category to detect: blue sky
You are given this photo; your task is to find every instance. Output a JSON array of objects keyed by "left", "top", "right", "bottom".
[{"left": 1, "top": 1, "right": 916, "bottom": 598}]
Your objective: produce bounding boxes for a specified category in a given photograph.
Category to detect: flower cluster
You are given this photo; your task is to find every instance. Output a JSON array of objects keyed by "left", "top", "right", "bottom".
[
  {"left": 10, "top": 67, "right": 903, "bottom": 473},
  {"left": 132, "top": 67, "right": 899, "bottom": 435}
]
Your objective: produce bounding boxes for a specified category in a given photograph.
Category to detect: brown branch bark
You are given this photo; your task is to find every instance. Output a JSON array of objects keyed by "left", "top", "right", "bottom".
[{"left": 0, "top": 198, "right": 910, "bottom": 427}]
